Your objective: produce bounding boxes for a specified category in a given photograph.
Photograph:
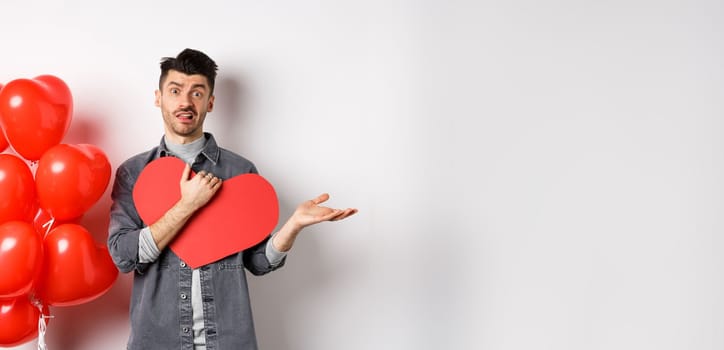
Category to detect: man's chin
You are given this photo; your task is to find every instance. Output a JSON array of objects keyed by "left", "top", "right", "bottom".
[{"left": 166, "top": 127, "right": 203, "bottom": 141}]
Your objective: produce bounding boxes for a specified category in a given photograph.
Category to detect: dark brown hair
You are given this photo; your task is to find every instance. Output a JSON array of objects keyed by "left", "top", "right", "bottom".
[{"left": 159, "top": 48, "right": 218, "bottom": 94}]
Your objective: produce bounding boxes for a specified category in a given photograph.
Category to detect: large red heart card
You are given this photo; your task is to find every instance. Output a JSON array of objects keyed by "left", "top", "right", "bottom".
[{"left": 132, "top": 157, "right": 279, "bottom": 268}]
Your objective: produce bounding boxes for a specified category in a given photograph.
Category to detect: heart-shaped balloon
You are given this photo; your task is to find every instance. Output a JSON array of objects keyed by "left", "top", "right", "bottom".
[
  {"left": 0, "top": 75, "right": 72, "bottom": 161},
  {"left": 133, "top": 156, "right": 279, "bottom": 268},
  {"left": 0, "top": 296, "right": 40, "bottom": 347},
  {"left": 35, "top": 143, "right": 111, "bottom": 221},
  {"left": 0, "top": 154, "right": 36, "bottom": 225},
  {"left": 36, "top": 223, "right": 118, "bottom": 307},
  {"left": 0, "top": 221, "right": 43, "bottom": 298}
]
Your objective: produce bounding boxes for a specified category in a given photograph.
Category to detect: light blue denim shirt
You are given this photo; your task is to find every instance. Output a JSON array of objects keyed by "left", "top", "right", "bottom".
[{"left": 108, "top": 133, "right": 285, "bottom": 350}]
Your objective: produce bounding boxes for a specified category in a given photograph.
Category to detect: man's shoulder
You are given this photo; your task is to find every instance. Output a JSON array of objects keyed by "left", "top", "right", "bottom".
[
  {"left": 216, "top": 146, "right": 258, "bottom": 174},
  {"left": 217, "top": 147, "right": 254, "bottom": 165},
  {"left": 117, "top": 147, "right": 159, "bottom": 176}
]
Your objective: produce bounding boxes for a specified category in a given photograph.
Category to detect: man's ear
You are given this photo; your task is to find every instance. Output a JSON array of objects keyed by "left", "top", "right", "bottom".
[
  {"left": 154, "top": 90, "right": 161, "bottom": 107},
  {"left": 207, "top": 95, "right": 215, "bottom": 112}
]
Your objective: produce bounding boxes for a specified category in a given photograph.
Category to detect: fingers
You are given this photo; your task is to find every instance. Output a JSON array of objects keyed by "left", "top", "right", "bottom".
[
  {"left": 311, "top": 193, "right": 330, "bottom": 205},
  {"left": 181, "top": 163, "right": 191, "bottom": 182},
  {"left": 188, "top": 168, "right": 222, "bottom": 189},
  {"left": 207, "top": 175, "right": 222, "bottom": 189},
  {"left": 307, "top": 193, "right": 357, "bottom": 223},
  {"left": 329, "top": 208, "right": 358, "bottom": 221},
  {"left": 200, "top": 172, "right": 221, "bottom": 188},
  {"left": 318, "top": 209, "right": 343, "bottom": 222},
  {"left": 318, "top": 208, "right": 357, "bottom": 222}
]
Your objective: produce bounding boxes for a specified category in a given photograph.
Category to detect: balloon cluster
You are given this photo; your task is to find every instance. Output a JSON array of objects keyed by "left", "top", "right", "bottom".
[{"left": 0, "top": 76, "right": 118, "bottom": 347}]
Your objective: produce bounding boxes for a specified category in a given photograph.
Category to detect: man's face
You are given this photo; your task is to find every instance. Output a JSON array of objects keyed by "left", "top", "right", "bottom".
[{"left": 155, "top": 70, "right": 215, "bottom": 144}]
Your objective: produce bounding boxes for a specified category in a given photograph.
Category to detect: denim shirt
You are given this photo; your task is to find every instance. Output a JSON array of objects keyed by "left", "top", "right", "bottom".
[{"left": 108, "top": 133, "right": 285, "bottom": 350}]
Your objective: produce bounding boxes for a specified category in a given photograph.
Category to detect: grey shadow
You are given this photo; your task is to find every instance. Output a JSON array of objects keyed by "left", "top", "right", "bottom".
[
  {"left": 219, "top": 71, "right": 343, "bottom": 348},
  {"left": 62, "top": 110, "right": 106, "bottom": 146},
  {"left": 209, "top": 74, "right": 248, "bottom": 147},
  {"left": 247, "top": 196, "right": 339, "bottom": 350}
]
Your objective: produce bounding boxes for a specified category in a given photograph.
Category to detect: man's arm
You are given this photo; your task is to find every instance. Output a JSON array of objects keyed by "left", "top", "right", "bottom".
[
  {"left": 108, "top": 162, "right": 223, "bottom": 272},
  {"left": 272, "top": 193, "right": 357, "bottom": 252},
  {"left": 108, "top": 165, "right": 149, "bottom": 273},
  {"left": 149, "top": 163, "right": 222, "bottom": 250}
]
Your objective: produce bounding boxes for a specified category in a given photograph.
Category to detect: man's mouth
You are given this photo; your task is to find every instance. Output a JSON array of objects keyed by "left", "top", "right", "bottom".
[{"left": 176, "top": 110, "right": 195, "bottom": 120}]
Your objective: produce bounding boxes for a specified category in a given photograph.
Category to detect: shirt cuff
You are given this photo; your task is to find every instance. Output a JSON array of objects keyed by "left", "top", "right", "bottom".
[
  {"left": 265, "top": 233, "right": 287, "bottom": 267},
  {"left": 138, "top": 227, "right": 161, "bottom": 263}
]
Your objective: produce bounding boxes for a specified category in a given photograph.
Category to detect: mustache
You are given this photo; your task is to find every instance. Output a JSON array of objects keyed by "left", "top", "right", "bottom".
[{"left": 175, "top": 107, "right": 197, "bottom": 116}]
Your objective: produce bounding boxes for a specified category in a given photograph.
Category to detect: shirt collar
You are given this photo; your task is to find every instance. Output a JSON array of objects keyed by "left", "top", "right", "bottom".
[{"left": 156, "top": 132, "right": 220, "bottom": 165}]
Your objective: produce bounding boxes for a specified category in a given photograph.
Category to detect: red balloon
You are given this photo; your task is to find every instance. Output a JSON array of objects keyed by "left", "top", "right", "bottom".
[
  {"left": 0, "top": 154, "right": 36, "bottom": 225},
  {"left": 36, "top": 223, "right": 118, "bottom": 306},
  {"left": 0, "top": 221, "right": 43, "bottom": 298},
  {"left": 0, "top": 296, "right": 39, "bottom": 347},
  {"left": 0, "top": 83, "right": 7, "bottom": 152},
  {"left": 0, "top": 75, "right": 72, "bottom": 161},
  {"left": 35, "top": 143, "right": 111, "bottom": 221}
]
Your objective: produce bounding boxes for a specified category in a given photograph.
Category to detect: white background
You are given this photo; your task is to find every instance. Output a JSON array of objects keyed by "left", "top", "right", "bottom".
[{"left": 1, "top": 0, "right": 723, "bottom": 349}]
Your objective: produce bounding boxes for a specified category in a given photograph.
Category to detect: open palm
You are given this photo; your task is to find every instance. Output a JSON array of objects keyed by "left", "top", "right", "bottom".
[{"left": 292, "top": 193, "right": 357, "bottom": 228}]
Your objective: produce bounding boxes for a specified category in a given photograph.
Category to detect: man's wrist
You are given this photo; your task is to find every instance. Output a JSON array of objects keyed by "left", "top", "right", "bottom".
[{"left": 273, "top": 219, "right": 303, "bottom": 252}]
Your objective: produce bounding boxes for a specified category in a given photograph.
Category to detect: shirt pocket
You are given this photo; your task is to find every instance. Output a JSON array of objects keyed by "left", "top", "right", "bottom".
[
  {"left": 216, "top": 253, "right": 245, "bottom": 270},
  {"left": 217, "top": 263, "right": 243, "bottom": 270}
]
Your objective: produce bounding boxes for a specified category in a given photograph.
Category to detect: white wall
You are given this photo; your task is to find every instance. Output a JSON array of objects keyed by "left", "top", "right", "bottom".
[{"left": 2, "top": 0, "right": 723, "bottom": 349}]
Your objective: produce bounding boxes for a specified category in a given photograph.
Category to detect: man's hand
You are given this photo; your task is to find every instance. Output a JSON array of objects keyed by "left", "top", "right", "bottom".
[
  {"left": 179, "top": 163, "right": 222, "bottom": 211},
  {"left": 149, "top": 163, "right": 222, "bottom": 250},
  {"left": 273, "top": 193, "right": 357, "bottom": 252},
  {"left": 291, "top": 193, "right": 357, "bottom": 229}
]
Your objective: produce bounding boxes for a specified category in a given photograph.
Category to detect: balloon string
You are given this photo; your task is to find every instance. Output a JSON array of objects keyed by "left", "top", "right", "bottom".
[
  {"left": 41, "top": 217, "right": 55, "bottom": 238},
  {"left": 37, "top": 315, "right": 48, "bottom": 350},
  {"left": 36, "top": 304, "right": 52, "bottom": 350}
]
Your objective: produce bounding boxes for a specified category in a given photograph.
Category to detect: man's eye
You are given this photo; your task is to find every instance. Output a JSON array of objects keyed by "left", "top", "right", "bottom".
[
  {"left": 170, "top": 89, "right": 179, "bottom": 94},
  {"left": 193, "top": 91, "right": 202, "bottom": 98}
]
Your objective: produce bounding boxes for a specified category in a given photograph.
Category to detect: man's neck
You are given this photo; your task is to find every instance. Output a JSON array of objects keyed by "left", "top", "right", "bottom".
[
  {"left": 164, "top": 134, "right": 206, "bottom": 164},
  {"left": 165, "top": 133, "right": 204, "bottom": 145}
]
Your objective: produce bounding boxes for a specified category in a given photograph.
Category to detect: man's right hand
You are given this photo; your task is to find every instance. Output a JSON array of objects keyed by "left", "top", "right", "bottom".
[
  {"left": 148, "top": 163, "right": 222, "bottom": 250},
  {"left": 179, "top": 163, "right": 222, "bottom": 212}
]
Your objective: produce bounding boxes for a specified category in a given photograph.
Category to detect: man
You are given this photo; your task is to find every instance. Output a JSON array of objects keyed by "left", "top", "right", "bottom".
[{"left": 108, "top": 48, "right": 357, "bottom": 350}]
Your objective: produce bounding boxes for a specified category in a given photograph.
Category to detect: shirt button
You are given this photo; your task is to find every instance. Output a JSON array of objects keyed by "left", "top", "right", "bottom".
[
  {"left": 183, "top": 327, "right": 189, "bottom": 333},
  {"left": 180, "top": 262, "right": 186, "bottom": 268},
  {"left": 180, "top": 293, "right": 187, "bottom": 300}
]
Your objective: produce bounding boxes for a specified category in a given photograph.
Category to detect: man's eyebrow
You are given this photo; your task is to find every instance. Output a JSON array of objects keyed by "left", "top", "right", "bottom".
[
  {"left": 190, "top": 83, "right": 208, "bottom": 91},
  {"left": 165, "top": 81, "right": 208, "bottom": 91}
]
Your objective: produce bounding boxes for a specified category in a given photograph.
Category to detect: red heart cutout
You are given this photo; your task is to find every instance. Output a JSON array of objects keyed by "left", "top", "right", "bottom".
[
  {"left": 132, "top": 157, "right": 279, "bottom": 268},
  {"left": 36, "top": 224, "right": 118, "bottom": 306},
  {"left": 0, "top": 75, "right": 72, "bottom": 161}
]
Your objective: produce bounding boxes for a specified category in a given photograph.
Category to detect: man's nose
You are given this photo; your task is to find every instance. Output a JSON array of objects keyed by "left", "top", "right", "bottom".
[{"left": 178, "top": 94, "right": 192, "bottom": 107}]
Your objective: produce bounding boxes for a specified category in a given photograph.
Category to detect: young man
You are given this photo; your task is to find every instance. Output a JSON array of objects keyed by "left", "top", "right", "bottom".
[{"left": 108, "top": 48, "right": 357, "bottom": 350}]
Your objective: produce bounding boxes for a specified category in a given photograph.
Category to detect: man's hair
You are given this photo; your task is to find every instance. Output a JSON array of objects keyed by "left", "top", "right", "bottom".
[{"left": 159, "top": 48, "right": 218, "bottom": 94}]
